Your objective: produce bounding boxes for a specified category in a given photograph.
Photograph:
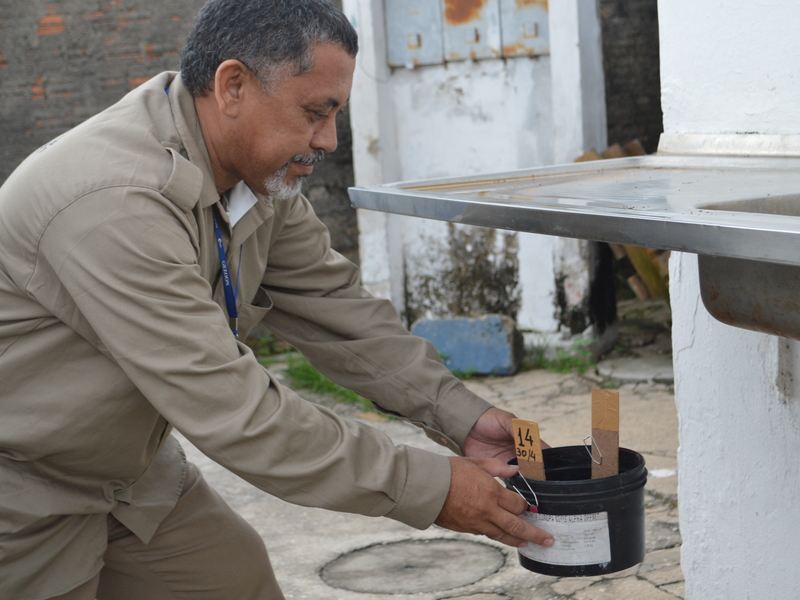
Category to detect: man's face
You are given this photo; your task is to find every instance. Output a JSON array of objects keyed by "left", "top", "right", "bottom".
[{"left": 225, "top": 43, "right": 355, "bottom": 198}]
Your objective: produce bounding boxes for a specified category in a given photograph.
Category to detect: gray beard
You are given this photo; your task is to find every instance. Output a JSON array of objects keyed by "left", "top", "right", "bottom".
[
  {"left": 263, "top": 150, "right": 325, "bottom": 201},
  {"left": 263, "top": 164, "right": 304, "bottom": 201}
]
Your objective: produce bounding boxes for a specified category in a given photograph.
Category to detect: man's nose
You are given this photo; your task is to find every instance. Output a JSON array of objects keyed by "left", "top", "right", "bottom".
[{"left": 311, "top": 118, "right": 338, "bottom": 153}]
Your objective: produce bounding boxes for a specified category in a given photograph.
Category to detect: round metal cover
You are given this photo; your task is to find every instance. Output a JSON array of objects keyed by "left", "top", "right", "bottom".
[{"left": 320, "top": 538, "right": 505, "bottom": 594}]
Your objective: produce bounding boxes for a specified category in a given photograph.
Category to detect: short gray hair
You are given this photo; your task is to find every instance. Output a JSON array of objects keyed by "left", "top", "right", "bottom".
[{"left": 180, "top": 0, "right": 358, "bottom": 96}]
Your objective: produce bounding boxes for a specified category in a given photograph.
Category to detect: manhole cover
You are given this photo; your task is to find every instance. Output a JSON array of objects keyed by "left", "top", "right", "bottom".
[{"left": 320, "top": 538, "right": 505, "bottom": 594}]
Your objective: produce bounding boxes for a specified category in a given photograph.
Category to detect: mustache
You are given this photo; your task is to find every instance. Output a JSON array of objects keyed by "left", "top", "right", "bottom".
[{"left": 290, "top": 150, "right": 326, "bottom": 167}]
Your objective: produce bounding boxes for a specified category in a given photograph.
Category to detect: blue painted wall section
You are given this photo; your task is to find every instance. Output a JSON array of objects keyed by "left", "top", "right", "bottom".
[{"left": 411, "top": 315, "right": 524, "bottom": 376}]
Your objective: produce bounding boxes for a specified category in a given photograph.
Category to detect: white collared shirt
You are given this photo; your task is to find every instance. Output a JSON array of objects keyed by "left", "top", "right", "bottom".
[{"left": 225, "top": 180, "right": 259, "bottom": 226}]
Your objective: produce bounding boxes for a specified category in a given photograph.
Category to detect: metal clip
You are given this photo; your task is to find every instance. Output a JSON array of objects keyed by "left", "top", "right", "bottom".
[
  {"left": 512, "top": 475, "right": 539, "bottom": 512},
  {"left": 584, "top": 435, "right": 603, "bottom": 465}
]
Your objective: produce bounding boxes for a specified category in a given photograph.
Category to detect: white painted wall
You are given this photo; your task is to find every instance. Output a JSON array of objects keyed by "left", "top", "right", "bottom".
[
  {"left": 660, "top": 1, "right": 800, "bottom": 136},
  {"left": 670, "top": 255, "right": 800, "bottom": 599},
  {"left": 550, "top": 0, "right": 607, "bottom": 164},
  {"left": 390, "top": 56, "right": 556, "bottom": 329},
  {"left": 390, "top": 57, "right": 553, "bottom": 179},
  {"left": 344, "top": 0, "right": 606, "bottom": 335},
  {"left": 660, "top": 1, "right": 800, "bottom": 598},
  {"left": 343, "top": 0, "right": 405, "bottom": 309}
]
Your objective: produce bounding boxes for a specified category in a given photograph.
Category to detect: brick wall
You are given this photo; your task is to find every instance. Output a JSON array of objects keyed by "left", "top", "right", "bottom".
[
  {"left": 0, "top": 0, "right": 204, "bottom": 176},
  {"left": 0, "top": 0, "right": 358, "bottom": 262},
  {"left": 600, "top": 0, "right": 663, "bottom": 154}
]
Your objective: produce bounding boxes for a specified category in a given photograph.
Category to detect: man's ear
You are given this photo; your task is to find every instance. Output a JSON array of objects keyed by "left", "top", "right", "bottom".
[{"left": 213, "top": 59, "right": 251, "bottom": 118}]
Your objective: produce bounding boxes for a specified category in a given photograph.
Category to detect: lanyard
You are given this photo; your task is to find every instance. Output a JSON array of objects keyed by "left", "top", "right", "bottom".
[{"left": 212, "top": 209, "right": 243, "bottom": 337}]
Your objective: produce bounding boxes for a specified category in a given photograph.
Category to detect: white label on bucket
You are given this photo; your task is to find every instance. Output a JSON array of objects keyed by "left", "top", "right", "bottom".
[{"left": 520, "top": 511, "right": 611, "bottom": 566}]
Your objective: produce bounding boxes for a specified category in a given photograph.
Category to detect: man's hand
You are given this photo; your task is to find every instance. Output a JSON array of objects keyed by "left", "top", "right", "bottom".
[
  {"left": 434, "top": 457, "right": 553, "bottom": 548},
  {"left": 463, "top": 407, "right": 550, "bottom": 463}
]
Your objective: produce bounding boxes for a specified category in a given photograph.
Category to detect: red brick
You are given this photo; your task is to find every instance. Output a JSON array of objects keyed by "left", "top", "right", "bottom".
[{"left": 38, "top": 8, "right": 65, "bottom": 36}]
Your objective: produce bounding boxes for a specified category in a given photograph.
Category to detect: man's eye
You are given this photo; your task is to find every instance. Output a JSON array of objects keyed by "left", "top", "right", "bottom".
[{"left": 308, "top": 109, "right": 329, "bottom": 121}]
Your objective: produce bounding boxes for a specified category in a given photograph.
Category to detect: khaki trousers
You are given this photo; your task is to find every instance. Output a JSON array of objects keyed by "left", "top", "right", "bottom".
[{"left": 50, "top": 463, "right": 285, "bottom": 600}]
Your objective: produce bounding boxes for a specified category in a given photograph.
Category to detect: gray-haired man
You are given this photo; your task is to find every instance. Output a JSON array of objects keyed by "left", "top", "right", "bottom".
[{"left": 0, "top": 1, "right": 551, "bottom": 598}]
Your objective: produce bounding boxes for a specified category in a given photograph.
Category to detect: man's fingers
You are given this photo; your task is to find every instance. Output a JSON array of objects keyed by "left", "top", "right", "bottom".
[
  {"left": 498, "top": 485, "right": 531, "bottom": 515},
  {"left": 493, "top": 508, "right": 553, "bottom": 548},
  {"left": 481, "top": 524, "right": 528, "bottom": 548},
  {"left": 435, "top": 457, "right": 554, "bottom": 549},
  {"left": 471, "top": 505, "right": 553, "bottom": 548},
  {"left": 487, "top": 489, "right": 554, "bottom": 547},
  {"left": 468, "top": 457, "right": 519, "bottom": 480}
]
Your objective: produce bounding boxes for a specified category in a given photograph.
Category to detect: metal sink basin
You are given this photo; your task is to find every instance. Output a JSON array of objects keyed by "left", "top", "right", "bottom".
[
  {"left": 698, "top": 255, "right": 800, "bottom": 339},
  {"left": 698, "top": 194, "right": 800, "bottom": 217},
  {"left": 349, "top": 155, "right": 800, "bottom": 339}
]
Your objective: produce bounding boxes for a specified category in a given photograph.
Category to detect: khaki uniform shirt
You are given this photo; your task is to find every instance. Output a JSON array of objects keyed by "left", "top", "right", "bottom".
[{"left": 0, "top": 72, "right": 491, "bottom": 599}]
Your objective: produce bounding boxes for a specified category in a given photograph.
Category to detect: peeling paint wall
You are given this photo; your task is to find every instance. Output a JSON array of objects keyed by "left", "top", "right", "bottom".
[
  {"left": 388, "top": 56, "right": 554, "bottom": 329},
  {"left": 0, "top": 0, "right": 358, "bottom": 262},
  {"left": 390, "top": 57, "right": 553, "bottom": 180},
  {"left": 554, "top": 238, "right": 591, "bottom": 333},
  {"left": 405, "top": 223, "right": 520, "bottom": 325},
  {"left": 345, "top": 0, "right": 615, "bottom": 341},
  {"left": 660, "top": 1, "right": 800, "bottom": 598}
]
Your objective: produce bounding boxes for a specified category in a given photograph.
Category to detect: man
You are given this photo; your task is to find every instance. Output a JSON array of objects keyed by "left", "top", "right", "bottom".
[{"left": 0, "top": 1, "right": 552, "bottom": 598}]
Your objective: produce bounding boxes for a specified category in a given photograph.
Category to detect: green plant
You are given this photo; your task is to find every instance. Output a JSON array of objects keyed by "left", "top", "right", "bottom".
[
  {"left": 284, "top": 354, "right": 375, "bottom": 412},
  {"left": 547, "top": 340, "right": 594, "bottom": 374},
  {"left": 245, "top": 333, "right": 292, "bottom": 365},
  {"left": 450, "top": 368, "right": 478, "bottom": 380},
  {"left": 525, "top": 342, "right": 548, "bottom": 371},
  {"left": 526, "top": 338, "right": 595, "bottom": 374}
]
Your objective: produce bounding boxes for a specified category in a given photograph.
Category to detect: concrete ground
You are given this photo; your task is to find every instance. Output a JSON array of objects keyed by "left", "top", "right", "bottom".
[{"left": 177, "top": 348, "right": 681, "bottom": 600}]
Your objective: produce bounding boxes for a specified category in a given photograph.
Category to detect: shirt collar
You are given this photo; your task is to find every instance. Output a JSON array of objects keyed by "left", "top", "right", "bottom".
[
  {"left": 166, "top": 72, "right": 275, "bottom": 231},
  {"left": 166, "top": 73, "right": 226, "bottom": 210}
]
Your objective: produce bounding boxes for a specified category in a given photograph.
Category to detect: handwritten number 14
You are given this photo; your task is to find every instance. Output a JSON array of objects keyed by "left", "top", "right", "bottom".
[{"left": 516, "top": 427, "right": 535, "bottom": 446}]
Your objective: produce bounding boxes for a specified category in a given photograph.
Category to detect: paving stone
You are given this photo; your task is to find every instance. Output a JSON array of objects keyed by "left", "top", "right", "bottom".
[
  {"left": 550, "top": 578, "right": 594, "bottom": 595},
  {"left": 641, "top": 452, "right": 678, "bottom": 498},
  {"left": 320, "top": 539, "right": 505, "bottom": 594},
  {"left": 623, "top": 382, "right": 675, "bottom": 402},
  {"left": 441, "top": 594, "right": 508, "bottom": 600},
  {"left": 573, "top": 577, "right": 678, "bottom": 600},
  {"left": 640, "top": 547, "right": 681, "bottom": 571},
  {"left": 355, "top": 411, "right": 390, "bottom": 423},
  {"left": 411, "top": 315, "right": 523, "bottom": 375},
  {"left": 596, "top": 356, "right": 674, "bottom": 384},
  {"left": 641, "top": 564, "right": 685, "bottom": 586},
  {"left": 660, "top": 581, "right": 685, "bottom": 599},
  {"left": 646, "top": 507, "right": 678, "bottom": 523},
  {"left": 461, "top": 379, "right": 503, "bottom": 405},
  {"left": 645, "top": 518, "right": 682, "bottom": 552},
  {"left": 600, "top": 564, "right": 640, "bottom": 580},
  {"left": 488, "top": 369, "right": 566, "bottom": 394}
]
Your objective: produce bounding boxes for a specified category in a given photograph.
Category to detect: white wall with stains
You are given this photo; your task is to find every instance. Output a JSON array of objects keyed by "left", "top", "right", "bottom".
[
  {"left": 389, "top": 58, "right": 553, "bottom": 180},
  {"left": 389, "top": 55, "right": 555, "bottom": 328},
  {"left": 344, "top": 0, "right": 606, "bottom": 336},
  {"left": 660, "top": 1, "right": 800, "bottom": 598}
]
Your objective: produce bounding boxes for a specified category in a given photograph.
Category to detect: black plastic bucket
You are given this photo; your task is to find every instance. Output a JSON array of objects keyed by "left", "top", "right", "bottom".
[{"left": 504, "top": 445, "right": 647, "bottom": 577}]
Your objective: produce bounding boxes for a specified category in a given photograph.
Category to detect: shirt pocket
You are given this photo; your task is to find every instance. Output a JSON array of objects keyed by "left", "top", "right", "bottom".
[{"left": 237, "top": 285, "right": 273, "bottom": 339}]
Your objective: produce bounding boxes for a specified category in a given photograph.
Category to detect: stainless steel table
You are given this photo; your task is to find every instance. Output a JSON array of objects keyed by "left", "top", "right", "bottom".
[{"left": 349, "top": 154, "right": 800, "bottom": 339}]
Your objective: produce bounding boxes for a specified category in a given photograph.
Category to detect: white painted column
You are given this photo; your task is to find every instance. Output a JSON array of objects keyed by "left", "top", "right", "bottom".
[
  {"left": 342, "top": 0, "right": 404, "bottom": 311},
  {"left": 671, "top": 253, "right": 800, "bottom": 599},
  {"left": 516, "top": 233, "right": 559, "bottom": 334},
  {"left": 549, "top": 0, "right": 607, "bottom": 164},
  {"left": 531, "top": 0, "right": 606, "bottom": 338},
  {"left": 659, "top": 1, "right": 800, "bottom": 597}
]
